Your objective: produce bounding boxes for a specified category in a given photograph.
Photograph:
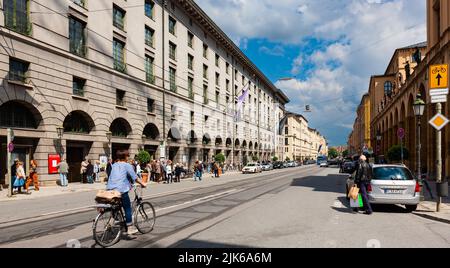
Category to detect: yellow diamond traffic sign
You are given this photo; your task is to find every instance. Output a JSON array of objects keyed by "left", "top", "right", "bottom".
[
  {"left": 429, "top": 113, "right": 449, "bottom": 131},
  {"left": 430, "top": 64, "right": 448, "bottom": 89}
]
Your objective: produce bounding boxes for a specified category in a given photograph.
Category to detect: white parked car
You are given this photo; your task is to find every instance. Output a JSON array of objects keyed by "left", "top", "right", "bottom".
[
  {"left": 346, "top": 164, "right": 420, "bottom": 212},
  {"left": 242, "top": 163, "right": 262, "bottom": 174}
]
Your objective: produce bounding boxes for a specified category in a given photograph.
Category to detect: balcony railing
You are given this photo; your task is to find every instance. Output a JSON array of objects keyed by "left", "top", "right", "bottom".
[{"left": 72, "top": 0, "right": 86, "bottom": 8}]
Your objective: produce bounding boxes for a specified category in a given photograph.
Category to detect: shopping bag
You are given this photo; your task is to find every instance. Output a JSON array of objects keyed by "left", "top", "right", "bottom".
[
  {"left": 348, "top": 185, "right": 359, "bottom": 200},
  {"left": 350, "top": 194, "right": 364, "bottom": 208},
  {"left": 358, "top": 194, "right": 364, "bottom": 207}
]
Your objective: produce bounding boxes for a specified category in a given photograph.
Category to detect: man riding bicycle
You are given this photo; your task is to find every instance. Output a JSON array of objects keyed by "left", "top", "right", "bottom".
[{"left": 106, "top": 150, "right": 147, "bottom": 236}]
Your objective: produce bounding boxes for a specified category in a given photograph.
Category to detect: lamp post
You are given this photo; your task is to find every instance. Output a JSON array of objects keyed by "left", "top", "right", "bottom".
[
  {"left": 413, "top": 94, "right": 425, "bottom": 200},
  {"left": 376, "top": 130, "right": 382, "bottom": 160},
  {"left": 56, "top": 126, "right": 64, "bottom": 158},
  {"left": 106, "top": 131, "right": 112, "bottom": 161}
]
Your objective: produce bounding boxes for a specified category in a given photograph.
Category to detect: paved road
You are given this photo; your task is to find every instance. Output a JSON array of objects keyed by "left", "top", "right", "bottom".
[{"left": 1, "top": 166, "right": 449, "bottom": 248}]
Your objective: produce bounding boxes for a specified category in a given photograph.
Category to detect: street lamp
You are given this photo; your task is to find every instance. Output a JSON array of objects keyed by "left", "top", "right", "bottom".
[
  {"left": 56, "top": 126, "right": 64, "bottom": 158},
  {"left": 413, "top": 94, "right": 425, "bottom": 200},
  {"left": 106, "top": 131, "right": 112, "bottom": 160}
]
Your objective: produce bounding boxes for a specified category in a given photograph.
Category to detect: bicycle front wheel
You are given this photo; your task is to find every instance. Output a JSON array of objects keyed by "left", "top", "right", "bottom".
[
  {"left": 93, "top": 210, "right": 122, "bottom": 247},
  {"left": 134, "top": 202, "right": 156, "bottom": 234}
]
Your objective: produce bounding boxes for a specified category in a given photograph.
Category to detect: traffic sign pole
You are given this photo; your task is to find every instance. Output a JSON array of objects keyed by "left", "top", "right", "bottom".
[{"left": 436, "top": 103, "right": 442, "bottom": 212}]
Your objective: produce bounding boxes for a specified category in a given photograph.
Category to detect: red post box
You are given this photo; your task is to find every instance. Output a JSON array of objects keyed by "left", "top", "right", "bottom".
[{"left": 48, "top": 154, "right": 61, "bottom": 174}]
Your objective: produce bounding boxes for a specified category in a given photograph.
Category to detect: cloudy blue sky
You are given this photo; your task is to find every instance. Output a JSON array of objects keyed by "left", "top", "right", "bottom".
[{"left": 196, "top": 0, "right": 426, "bottom": 146}]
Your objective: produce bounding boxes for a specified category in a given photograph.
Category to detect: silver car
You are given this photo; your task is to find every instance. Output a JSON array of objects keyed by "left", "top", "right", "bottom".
[{"left": 346, "top": 164, "right": 420, "bottom": 212}]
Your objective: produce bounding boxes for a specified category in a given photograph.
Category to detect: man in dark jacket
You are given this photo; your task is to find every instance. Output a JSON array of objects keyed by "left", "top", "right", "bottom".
[{"left": 355, "top": 155, "right": 373, "bottom": 215}]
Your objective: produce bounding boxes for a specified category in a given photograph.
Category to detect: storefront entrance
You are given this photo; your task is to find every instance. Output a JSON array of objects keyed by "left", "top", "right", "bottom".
[
  {"left": 1, "top": 137, "right": 36, "bottom": 186},
  {"left": 66, "top": 141, "right": 93, "bottom": 183},
  {"left": 169, "top": 147, "right": 179, "bottom": 162}
]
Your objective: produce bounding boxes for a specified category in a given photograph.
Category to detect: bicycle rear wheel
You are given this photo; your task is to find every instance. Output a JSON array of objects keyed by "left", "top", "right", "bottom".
[
  {"left": 134, "top": 202, "right": 156, "bottom": 234},
  {"left": 93, "top": 209, "right": 122, "bottom": 247}
]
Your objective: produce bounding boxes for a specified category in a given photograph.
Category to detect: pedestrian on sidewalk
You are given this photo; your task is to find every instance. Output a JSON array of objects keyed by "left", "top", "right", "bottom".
[
  {"left": 57, "top": 158, "right": 69, "bottom": 187},
  {"left": 106, "top": 159, "right": 113, "bottom": 181},
  {"left": 94, "top": 160, "right": 101, "bottom": 183},
  {"left": 13, "top": 161, "right": 27, "bottom": 195},
  {"left": 175, "top": 163, "right": 182, "bottom": 183},
  {"left": 213, "top": 162, "right": 219, "bottom": 178},
  {"left": 194, "top": 161, "right": 200, "bottom": 181},
  {"left": 166, "top": 160, "right": 173, "bottom": 184},
  {"left": 354, "top": 155, "right": 373, "bottom": 215},
  {"left": 156, "top": 160, "right": 162, "bottom": 183},
  {"left": 80, "top": 157, "right": 89, "bottom": 184},
  {"left": 25, "top": 159, "right": 39, "bottom": 193},
  {"left": 86, "top": 160, "right": 94, "bottom": 184}
]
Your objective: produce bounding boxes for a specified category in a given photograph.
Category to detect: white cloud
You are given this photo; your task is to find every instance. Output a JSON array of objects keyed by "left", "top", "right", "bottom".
[
  {"left": 196, "top": 0, "right": 426, "bottom": 144},
  {"left": 259, "top": 45, "right": 285, "bottom": 56}
]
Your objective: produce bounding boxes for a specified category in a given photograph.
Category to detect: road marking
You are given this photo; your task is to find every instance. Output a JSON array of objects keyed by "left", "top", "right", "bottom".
[{"left": 155, "top": 189, "right": 239, "bottom": 212}]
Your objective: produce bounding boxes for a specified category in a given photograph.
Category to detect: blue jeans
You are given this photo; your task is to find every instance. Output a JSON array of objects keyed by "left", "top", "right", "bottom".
[
  {"left": 121, "top": 192, "right": 132, "bottom": 225},
  {"left": 60, "top": 173, "right": 68, "bottom": 186}
]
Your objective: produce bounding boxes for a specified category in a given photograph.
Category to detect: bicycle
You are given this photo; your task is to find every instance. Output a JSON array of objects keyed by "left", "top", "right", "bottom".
[{"left": 92, "top": 185, "right": 156, "bottom": 248}]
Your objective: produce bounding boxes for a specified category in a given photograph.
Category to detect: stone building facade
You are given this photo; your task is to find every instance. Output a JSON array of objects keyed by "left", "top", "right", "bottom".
[{"left": 0, "top": 0, "right": 289, "bottom": 185}]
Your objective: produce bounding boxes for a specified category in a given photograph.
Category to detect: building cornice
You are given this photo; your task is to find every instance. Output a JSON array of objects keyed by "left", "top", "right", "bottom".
[{"left": 177, "top": 0, "right": 289, "bottom": 104}]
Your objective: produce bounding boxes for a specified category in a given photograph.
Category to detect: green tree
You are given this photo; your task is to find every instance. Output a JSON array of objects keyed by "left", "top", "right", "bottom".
[
  {"left": 342, "top": 150, "right": 349, "bottom": 158},
  {"left": 387, "top": 145, "right": 409, "bottom": 162},
  {"left": 214, "top": 153, "right": 226, "bottom": 164},
  {"left": 252, "top": 155, "right": 259, "bottom": 161},
  {"left": 272, "top": 156, "right": 279, "bottom": 162},
  {"left": 328, "top": 148, "right": 339, "bottom": 159},
  {"left": 136, "top": 150, "right": 151, "bottom": 172},
  {"left": 285, "top": 156, "right": 290, "bottom": 161}
]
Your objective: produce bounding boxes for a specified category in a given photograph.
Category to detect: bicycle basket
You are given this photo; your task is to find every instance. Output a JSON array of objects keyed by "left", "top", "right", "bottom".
[{"left": 95, "top": 190, "right": 122, "bottom": 204}]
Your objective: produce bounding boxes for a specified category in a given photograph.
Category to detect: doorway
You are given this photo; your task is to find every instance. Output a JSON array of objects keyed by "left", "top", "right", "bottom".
[
  {"left": 169, "top": 147, "right": 179, "bottom": 162},
  {"left": 67, "top": 147, "right": 84, "bottom": 183}
]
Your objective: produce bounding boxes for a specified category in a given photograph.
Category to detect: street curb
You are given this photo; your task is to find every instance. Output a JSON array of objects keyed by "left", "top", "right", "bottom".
[{"left": 412, "top": 212, "right": 450, "bottom": 225}]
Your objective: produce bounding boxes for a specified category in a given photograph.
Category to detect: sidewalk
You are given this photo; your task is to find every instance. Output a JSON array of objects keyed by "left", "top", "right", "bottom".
[{"left": 416, "top": 181, "right": 450, "bottom": 224}]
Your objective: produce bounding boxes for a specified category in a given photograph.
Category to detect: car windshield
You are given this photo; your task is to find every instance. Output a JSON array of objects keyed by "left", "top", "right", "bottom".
[
  {"left": 247, "top": 164, "right": 256, "bottom": 167},
  {"left": 344, "top": 162, "right": 354, "bottom": 167},
  {"left": 373, "top": 167, "right": 414, "bottom": 181}
]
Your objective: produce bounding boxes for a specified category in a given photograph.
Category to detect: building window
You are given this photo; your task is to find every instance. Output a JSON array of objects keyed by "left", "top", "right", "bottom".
[
  {"left": 72, "top": 0, "right": 86, "bottom": 8},
  {"left": 4, "top": 0, "right": 31, "bottom": 35},
  {"left": 215, "top": 72, "right": 220, "bottom": 86},
  {"left": 242, "top": 75, "right": 245, "bottom": 86},
  {"left": 215, "top": 54, "right": 220, "bottom": 67},
  {"left": 169, "top": 42, "right": 177, "bottom": 60},
  {"left": 226, "top": 62, "right": 230, "bottom": 74},
  {"left": 188, "top": 77, "right": 194, "bottom": 99},
  {"left": 147, "top": 98, "right": 154, "bottom": 113},
  {"left": 113, "top": 5, "right": 125, "bottom": 30},
  {"left": 169, "top": 67, "right": 177, "bottom": 92},
  {"left": 145, "top": 55, "right": 154, "bottom": 84},
  {"left": 203, "top": 85, "right": 208, "bottom": 104},
  {"left": 215, "top": 91, "right": 220, "bottom": 108},
  {"left": 145, "top": 0, "right": 154, "bottom": 19},
  {"left": 226, "top": 79, "right": 230, "bottom": 92},
  {"left": 69, "top": 17, "right": 86, "bottom": 57},
  {"left": 113, "top": 39, "right": 126, "bottom": 73},
  {"left": 203, "top": 64, "right": 208, "bottom": 79},
  {"left": 204, "top": 115, "right": 209, "bottom": 123},
  {"left": 145, "top": 26, "right": 154, "bottom": 47},
  {"left": 8, "top": 58, "right": 29, "bottom": 82},
  {"left": 188, "top": 54, "right": 194, "bottom": 71},
  {"left": 203, "top": 44, "right": 208, "bottom": 59},
  {"left": 235, "top": 69, "right": 238, "bottom": 80},
  {"left": 188, "top": 31, "right": 194, "bottom": 48},
  {"left": 190, "top": 111, "right": 194, "bottom": 124},
  {"left": 169, "top": 16, "right": 176, "bottom": 35},
  {"left": 116, "top": 89, "right": 125, "bottom": 107},
  {"left": 384, "top": 81, "right": 393, "bottom": 96},
  {"left": 73, "top": 77, "right": 86, "bottom": 97}
]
